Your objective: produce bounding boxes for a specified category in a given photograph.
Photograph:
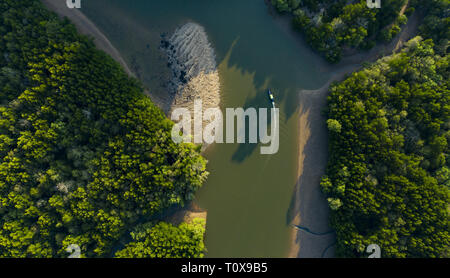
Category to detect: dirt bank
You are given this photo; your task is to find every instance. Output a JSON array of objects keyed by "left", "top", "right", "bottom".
[
  {"left": 40, "top": 0, "right": 169, "bottom": 109},
  {"left": 272, "top": 6, "right": 422, "bottom": 257}
]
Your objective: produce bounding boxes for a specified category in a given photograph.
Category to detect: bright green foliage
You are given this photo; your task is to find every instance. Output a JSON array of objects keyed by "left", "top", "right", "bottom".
[
  {"left": 0, "top": 0, "right": 208, "bottom": 257},
  {"left": 327, "top": 119, "right": 342, "bottom": 133},
  {"left": 273, "top": 0, "right": 409, "bottom": 63},
  {"left": 115, "top": 219, "right": 206, "bottom": 258},
  {"left": 322, "top": 37, "right": 450, "bottom": 258}
]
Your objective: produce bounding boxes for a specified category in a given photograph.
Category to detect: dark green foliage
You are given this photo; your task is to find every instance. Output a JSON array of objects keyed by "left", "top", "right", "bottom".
[
  {"left": 413, "top": 0, "right": 450, "bottom": 56},
  {"left": 115, "top": 219, "right": 206, "bottom": 258},
  {"left": 322, "top": 37, "right": 450, "bottom": 257},
  {"left": 0, "top": 0, "right": 208, "bottom": 257},
  {"left": 272, "top": 0, "right": 408, "bottom": 63}
]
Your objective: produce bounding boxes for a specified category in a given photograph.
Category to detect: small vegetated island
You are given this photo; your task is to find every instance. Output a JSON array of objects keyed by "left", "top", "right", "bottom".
[
  {"left": 0, "top": 0, "right": 208, "bottom": 257},
  {"left": 273, "top": 0, "right": 449, "bottom": 257},
  {"left": 271, "top": 0, "right": 414, "bottom": 63}
]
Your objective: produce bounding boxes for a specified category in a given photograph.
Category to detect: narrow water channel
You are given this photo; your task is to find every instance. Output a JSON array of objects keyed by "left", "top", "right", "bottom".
[{"left": 82, "top": 0, "right": 332, "bottom": 257}]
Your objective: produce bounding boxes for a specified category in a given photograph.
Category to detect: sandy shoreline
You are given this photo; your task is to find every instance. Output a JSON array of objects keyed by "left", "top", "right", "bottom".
[
  {"left": 41, "top": 0, "right": 132, "bottom": 75},
  {"left": 40, "top": 0, "right": 208, "bottom": 225},
  {"left": 42, "top": 0, "right": 421, "bottom": 258},
  {"left": 40, "top": 0, "right": 171, "bottom": 110},
  {"left": 282, "top": 8, "right": 421, "bottom": 257}
]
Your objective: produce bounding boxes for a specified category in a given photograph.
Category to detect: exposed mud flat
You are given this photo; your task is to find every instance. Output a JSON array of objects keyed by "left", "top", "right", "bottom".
[{"left": 161, "top": 23, "right": 221, "bottom": 135}]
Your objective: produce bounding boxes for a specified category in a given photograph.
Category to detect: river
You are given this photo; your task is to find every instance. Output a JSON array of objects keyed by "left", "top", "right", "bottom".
[{"left": 82, "top": 0, "right": 333, "bottom": 257}]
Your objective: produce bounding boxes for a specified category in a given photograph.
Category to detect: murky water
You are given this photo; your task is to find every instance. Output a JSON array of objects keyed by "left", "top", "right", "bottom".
[{"left": 83, "top": 0, "right": 331, "bottom": 257}]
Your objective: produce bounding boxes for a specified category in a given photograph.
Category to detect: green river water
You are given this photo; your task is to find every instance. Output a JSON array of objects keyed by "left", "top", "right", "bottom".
[{"left": 82, "top": 0, "right": 333, "bottom": 257}]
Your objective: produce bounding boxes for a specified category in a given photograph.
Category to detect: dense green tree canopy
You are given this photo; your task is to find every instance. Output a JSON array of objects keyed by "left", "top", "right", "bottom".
[
  {"left": 0, "top": 0, "right": 208, "bottom": 257},
  {"left": 413, "top": 0, "right": 450, "bottom": 56},
  {"left": 272, "top": 0, "right": 410, "bottom": 62},
  {"left": 115, "top": 219, "right": 206, "bottom": 258},
  {"left": 322, "top": 37, "right": 449, "bottom": 257}
]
